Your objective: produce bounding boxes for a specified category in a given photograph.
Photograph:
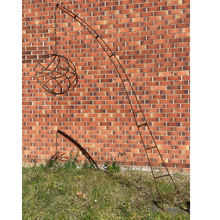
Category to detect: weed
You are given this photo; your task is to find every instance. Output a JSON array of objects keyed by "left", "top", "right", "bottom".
[
  {"left": 105, "top": 161, "right": 121, "bottom": 174},
  {"left": 64, "top": 150, "right": 78, "bottom": 169}
]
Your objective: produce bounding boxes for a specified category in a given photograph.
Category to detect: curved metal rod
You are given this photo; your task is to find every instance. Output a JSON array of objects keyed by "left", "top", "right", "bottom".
[
  {"left": 55, "top": 4, "right": 188, "bottom": 210},
  {"left": 37, "top": 54, "right": 57, "bottom": 72},
  {"left": 56, "top": 4, "right": 156, "bottom": 149}
]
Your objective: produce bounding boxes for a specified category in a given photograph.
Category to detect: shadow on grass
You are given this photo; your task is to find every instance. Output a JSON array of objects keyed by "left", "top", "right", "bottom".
[
  {"left": 107, "top": 172, "right": 190, "bottom": 214},
  {"left": 179, "top": 201, "right": 190, "bottom": 214}
]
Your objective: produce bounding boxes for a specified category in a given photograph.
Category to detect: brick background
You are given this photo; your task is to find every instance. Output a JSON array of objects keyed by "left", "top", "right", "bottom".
[{"left": 22, "top": 0, "right": 190, "bottom": 173}]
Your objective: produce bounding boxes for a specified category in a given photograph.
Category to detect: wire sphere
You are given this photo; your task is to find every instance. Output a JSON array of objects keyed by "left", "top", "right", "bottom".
[{"left": 35, "top": 54, "right": 78, "bottom": 95}]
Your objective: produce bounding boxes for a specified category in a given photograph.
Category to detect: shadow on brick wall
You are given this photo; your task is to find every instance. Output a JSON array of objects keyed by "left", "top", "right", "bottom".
[{"left": 56, "top": 130, "right": 99, "bottom": 170}]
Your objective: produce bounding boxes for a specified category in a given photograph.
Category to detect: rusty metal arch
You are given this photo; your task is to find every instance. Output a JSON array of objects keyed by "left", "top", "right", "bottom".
[
  {"left": 35, "top": 4, "right": 188, "bottom": 211},
  {"left": 56, "top": 3, "right": 158, "bottom": 170}
]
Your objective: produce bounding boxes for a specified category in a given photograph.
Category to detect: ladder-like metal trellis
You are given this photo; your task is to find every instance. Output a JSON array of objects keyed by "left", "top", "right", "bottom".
[{"left": 36, "top": 4, "right": 188, "bottom": 211}]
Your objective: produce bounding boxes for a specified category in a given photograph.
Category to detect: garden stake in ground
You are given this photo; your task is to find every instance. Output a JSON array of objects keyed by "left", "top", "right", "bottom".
[{"left": 34, "top": 4, "right": 188, "bottom": 212}]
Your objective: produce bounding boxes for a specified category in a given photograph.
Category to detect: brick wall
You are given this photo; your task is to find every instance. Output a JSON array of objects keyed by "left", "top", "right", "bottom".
[{"left": 22, "top": 0, "right": 190, "bottom": 173}]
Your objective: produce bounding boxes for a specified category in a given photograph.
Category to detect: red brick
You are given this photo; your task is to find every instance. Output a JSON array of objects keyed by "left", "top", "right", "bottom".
[{"left": 176, "top": 164, "right": 190, "bottom": 168}]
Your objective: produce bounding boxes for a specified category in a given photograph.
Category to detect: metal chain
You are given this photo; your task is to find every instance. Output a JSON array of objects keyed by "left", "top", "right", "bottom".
[{"left": 54, "top": 6, "right": 57, "bottom": 54}]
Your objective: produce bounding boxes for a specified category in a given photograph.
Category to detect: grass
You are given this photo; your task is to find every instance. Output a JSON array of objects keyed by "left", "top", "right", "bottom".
[{"left": 22, "top": 159, "right": 190, "bottom": 220}]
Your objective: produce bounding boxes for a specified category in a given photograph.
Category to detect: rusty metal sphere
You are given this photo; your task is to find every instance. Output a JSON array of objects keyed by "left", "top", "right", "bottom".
[{"left": 35, "top": 54, "right": 78, "bottom": 95}]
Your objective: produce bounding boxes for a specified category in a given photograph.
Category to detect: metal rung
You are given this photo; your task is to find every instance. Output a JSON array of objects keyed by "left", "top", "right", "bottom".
[
  {"left": 146, "top": 146, "right": 157, "bottom": 150},
  {"left": 137, "top": 122, "right": 148, "bottom": 127},
  {"left": 109, "top": 53, "right": 114, "bottom": 58},
  {"left": 95, "top": 35, "right": 99, "bottom": 39},
  {"left": 122, "top": 78, "right": 128, "bottom": 82},
  {"left": 134, "top": 110, "right": 142, "bottom": 114},
  {"left": 155, "top": 174, "right": 170, "bottom": 179},
  {"left": 160, "top": 192, "right": 178, "bottom": 197}
]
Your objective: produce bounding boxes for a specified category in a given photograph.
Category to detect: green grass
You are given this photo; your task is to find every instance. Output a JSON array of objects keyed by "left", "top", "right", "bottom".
[{"left": 22, "top": 161, "right": 190, "bottom": 220}]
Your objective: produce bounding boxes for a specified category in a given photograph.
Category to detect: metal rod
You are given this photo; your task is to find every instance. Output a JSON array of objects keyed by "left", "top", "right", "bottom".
[{"left": 154, "top": 174, "right": 170, "bottom": 179}]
